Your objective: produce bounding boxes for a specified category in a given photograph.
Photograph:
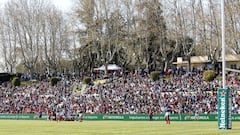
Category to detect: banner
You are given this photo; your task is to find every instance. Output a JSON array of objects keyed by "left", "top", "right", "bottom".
[
  {"left": 0, "top": 113, "right": 239, "bottom": 121},
  {"left": 218, "top": 88, "right": 232, "bottom": 129},
  {"left": 83, "top": 114, "right": 240, "bottom": 121},
  {"left": 0, "top": 114, "right": 47, "bottom": 120}
]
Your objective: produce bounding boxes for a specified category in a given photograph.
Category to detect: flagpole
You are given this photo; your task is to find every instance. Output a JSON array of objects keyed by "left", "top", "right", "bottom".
[{"left": 221, "top": 0, "right": 226, "bottom": 88}]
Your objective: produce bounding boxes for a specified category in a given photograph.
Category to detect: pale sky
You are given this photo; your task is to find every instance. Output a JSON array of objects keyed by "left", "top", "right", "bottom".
[
  {"left": 51, "top": 0, "right": 76, "bottom": 11},
  {"left": 0, "top": 0, "right": 76, "bottom": 12}
]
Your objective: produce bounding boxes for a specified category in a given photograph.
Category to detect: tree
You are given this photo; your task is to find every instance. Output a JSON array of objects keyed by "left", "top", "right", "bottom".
[
  {"left": 2, "top": 0, "right": 69, "bottom": 75},
  {"left": 167, "top": 0, "right": 196, "bottom": 72},
  {"left": 75, "top": 0, "right": 128, "bottom": 74},
  {"left": 41, "top": 6, "right": 69, "bottom": 74},
  {"left": 225, "top": 0, "right": 240, "bottom": 54},
  {"left": 122, "top": 0, "right": 136, "bottom": 68},
  {"left": 0, "top": 2, "right": 19, "bottom": 73},
  {"left": 75, "top": 0, "right": 101, "bottom": 72},
  {"left": 98, "top": 0, "right": 126, "bottom": 74},
  {"left": 162, "top": 0, "right": 182, "bottom": 71},
  {"left": 207, "top": 0, "right": 221, "bottom": 69},
  {"left": 136, "top": 0, "right": 167, "bottom": 71},
  {"left": 2, "top": 0, "right": 238, "bottom": 74},
  {"left": 9, "top": 0, "right": 43, "bottom": 74}
]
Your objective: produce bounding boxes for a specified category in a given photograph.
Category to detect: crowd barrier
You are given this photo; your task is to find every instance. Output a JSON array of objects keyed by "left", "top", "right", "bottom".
[
  {"left": 83, "top": 114, "right": 240, "bottom": 121},
  {"left": 0, "top": 114, "right": 240, "bottom": 121},
  {"left": 0, "top": 114, "right": 48, "bottom": 120}
]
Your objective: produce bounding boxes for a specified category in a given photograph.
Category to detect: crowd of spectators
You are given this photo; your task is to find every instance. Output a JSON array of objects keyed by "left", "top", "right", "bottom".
[{"left": 0, "top": 68, "right": 240, "bottom": 120}]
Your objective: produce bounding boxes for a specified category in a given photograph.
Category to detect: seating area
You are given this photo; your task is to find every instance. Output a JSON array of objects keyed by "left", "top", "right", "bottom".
[{"left": 0, "top": 69, "right": 240, "bottom": 121}]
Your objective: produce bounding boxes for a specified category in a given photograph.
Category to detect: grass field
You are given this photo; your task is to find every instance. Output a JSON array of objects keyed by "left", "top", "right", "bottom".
[{"left": 0, "top": 120, "right": 239, "bottom": 135}]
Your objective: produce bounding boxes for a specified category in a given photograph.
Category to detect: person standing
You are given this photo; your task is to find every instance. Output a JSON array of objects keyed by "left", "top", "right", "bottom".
[
  {"left": 194, "top": 110, "right": 199, "bottom": 120},
  {"left": 79, "top": 110, "right": 84, "bottom": 122},
  {"left": 164, "top": 105, "right": 171, "bottom": 124},
  {"left": 37, "top": 107, "right": 42, "bottom": 119},
  {"left": 149, "top": 108, "right": 153, "bottom": 121},
  {"left": 47, "top": 109, "right": 52, "bottom": 121},
  {"left": 77, "top": 110, "right": 83, "bottom": 122}
]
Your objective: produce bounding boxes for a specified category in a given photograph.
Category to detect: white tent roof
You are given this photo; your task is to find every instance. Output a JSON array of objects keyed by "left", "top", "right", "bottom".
[{"left": 94, "top": 64, "right": 121, "bottom": 71}]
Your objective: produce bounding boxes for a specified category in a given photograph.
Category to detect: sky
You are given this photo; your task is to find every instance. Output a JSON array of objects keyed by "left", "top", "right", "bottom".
[
  {"left": 51, "top": 0, "right": 76, "bottom": 12},
  {"left": 0, "top": 0, "right": 76, "bottom": 12}
]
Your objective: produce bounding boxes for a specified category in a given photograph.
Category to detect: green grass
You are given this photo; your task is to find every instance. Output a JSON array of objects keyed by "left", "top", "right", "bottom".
[{"left": 0, "top": 120, "right": 239, "bottom": 135}]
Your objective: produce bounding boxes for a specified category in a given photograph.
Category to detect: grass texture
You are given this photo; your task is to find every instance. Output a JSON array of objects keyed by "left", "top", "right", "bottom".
[{"left": 0, "top": 120, "right": 239, "bottom": 135}]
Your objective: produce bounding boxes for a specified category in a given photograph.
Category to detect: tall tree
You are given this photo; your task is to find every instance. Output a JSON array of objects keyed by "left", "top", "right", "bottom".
[
  {"left": 76, "top": 0, "right": 127, "bottom": 73},
  {"left": 175, "top": 0, "right": 195, "bottom": 72},
  {"left": 136, "top": 0, "right": 167, "bottom": 71},
  {"left": 225, "top": 0, "right": 240, "bottom": 54},
  {"left": 75, "top": 0, "right": 101, "bottom": 71},
  {"left": 0, "top": 13, "right": 18, "bottom": 73},
  {"left": 207, "top": 0, "right": 221, "bottom": 67},
  {"left": 2, "top": 0, "right": 68, "bottom": 74},
  {"left": 41, "top": 6, "right": 69, "bottom": 74}
]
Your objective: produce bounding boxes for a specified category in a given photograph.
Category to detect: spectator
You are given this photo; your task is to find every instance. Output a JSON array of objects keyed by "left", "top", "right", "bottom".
[{"left": 0, "top": 69, "right": 239, "bottom": 120}]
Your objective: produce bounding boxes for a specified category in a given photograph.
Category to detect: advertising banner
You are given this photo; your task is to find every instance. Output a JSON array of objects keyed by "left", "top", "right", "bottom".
[
  {"left": 218, "top": 88, "right": 232, "bottom": 129},
  {"left": 0, "top": 114, "right": 47, "bottom": 120},
  {"left": 0, "top": 113, "right": 239, "bottom": 121}
]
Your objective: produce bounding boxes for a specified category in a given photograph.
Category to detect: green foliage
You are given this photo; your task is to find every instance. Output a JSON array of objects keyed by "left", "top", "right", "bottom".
[
  {"left": 203, "top": 70, "right": 216, "bottom": 82},
  {"left": 83, "top": 76, "right": 91, "bottom": 84},
  {"left": 150, "top": 71, "right": 160, "bottom": 81},
  {"left": 12, "top": 77, "right": 21, "bottom": 87},
  {"left": 160, "top": 77, "right": 170, "bottom": 82},
  {"left": 15, "top": 63, "right": 28, "bottom": 74},
  {"left": 215, "top": 76, "right": 222, "bottom": 81},
  {"left": 50, "top": 77, "right": 60, "bottom": 86}
]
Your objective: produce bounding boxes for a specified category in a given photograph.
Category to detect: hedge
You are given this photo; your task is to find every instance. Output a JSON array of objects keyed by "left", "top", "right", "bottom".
[
  {"left": 203, "top": 70, "right": 216, "bottom": 82},
  {"left": 50, "top": 77, "right": 60, "bottom": 86},
  {"left": 83, "top": 76, "right": 91, "bottom": 84},
  {"left": 150, "top": 71, "right": 160, "bottom": 81},
  {"left": 12, "top": 77, "right": 21, "bottom": 86}
]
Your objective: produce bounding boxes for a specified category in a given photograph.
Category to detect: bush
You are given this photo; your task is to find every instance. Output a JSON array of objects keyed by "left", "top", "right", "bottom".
[
  {"left": 83, "top": 76, "right": 91, "bottom": 84},
  {"left": 50, "top": 77, "right": 60, "bottom": 86},
  {"left": 12, "top": 77, "right": 21, "bottom": 86},
  {"left": 203, "top": 70, "right": 216, "bottom": 82},
  {"left": 150, "top": 71, "right": 161, "bottom": 81}
]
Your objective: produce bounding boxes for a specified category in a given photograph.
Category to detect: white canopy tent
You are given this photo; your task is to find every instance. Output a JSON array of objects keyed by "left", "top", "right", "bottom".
[{"left": 94, "top": 64, "right": 121, "bottom": 71}]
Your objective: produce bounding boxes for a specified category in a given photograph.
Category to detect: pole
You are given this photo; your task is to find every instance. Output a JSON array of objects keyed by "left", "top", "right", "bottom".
[
  {"left": 218, "top": 0, "right": 232, "bottom": 130},
  {"left": 221, "top": 0, "right": 226, "bottom": 88}
]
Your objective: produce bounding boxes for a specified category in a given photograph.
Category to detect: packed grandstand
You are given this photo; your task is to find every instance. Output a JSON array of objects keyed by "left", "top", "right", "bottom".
[{"left": 0, "top": 67, "right": 240, "bottom": 121}]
